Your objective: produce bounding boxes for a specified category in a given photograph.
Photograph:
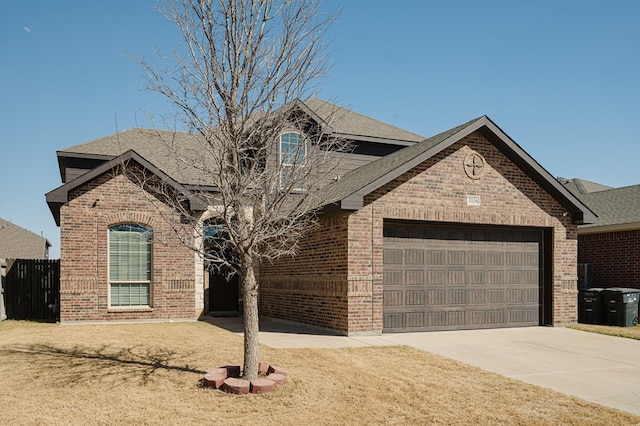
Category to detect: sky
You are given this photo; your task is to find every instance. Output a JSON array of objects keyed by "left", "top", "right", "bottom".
[{"left": 1, "top": 0, "right": 639, "bottom": 259}]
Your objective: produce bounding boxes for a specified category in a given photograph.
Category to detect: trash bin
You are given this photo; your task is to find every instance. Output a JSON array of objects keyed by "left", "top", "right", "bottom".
[
  {"left": 601, "top": 288, "right": 639, "bottom": 327},
  {"left": 578, "top": 288, "right": 605, "bottom": 324}
]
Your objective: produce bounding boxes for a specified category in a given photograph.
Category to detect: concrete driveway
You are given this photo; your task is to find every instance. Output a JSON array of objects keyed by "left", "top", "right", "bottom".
[{"left": 207, "top": 317, "right": 640, "bottom": 416}]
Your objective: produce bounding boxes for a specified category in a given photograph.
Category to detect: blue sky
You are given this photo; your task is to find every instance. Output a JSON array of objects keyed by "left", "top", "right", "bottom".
[{"left": 1, "top": 1, "right": 639, "bottom": 259}]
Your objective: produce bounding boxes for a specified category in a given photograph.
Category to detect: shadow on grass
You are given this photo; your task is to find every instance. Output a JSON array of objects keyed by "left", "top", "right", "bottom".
[
  {"left": 201, "top": 315, "right": 344, "bottom": 336},
  {"left": 0, "top": 343, "right": 206, "bottom": 385}
]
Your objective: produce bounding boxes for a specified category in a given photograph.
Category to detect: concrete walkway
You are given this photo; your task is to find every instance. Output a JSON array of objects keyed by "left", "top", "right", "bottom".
[{"left": 207, "top": 317, "right": 640, "bottom": 416}]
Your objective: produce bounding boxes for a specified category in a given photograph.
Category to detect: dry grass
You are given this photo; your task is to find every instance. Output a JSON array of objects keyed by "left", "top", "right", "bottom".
[
  {"left": 1, "top": 320, "right": 639, "bottom": 425},
  {"left": 570, "top": 323, "right": 640, "bottom": 340}
]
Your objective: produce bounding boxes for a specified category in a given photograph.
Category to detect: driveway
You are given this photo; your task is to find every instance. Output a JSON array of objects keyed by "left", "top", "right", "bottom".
[{"left": 208, "top": 317, "right": 640, "bottom": 416}]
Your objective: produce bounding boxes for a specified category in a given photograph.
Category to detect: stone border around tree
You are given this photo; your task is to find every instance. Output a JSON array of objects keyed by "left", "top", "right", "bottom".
[{"left": 203, "top": 363, "right": 287, "bottom": 394}]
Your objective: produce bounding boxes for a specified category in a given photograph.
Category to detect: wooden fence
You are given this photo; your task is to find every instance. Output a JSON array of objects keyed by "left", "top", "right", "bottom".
[{"left": 4, "top": 259, "right": 60, "bottom": 322}]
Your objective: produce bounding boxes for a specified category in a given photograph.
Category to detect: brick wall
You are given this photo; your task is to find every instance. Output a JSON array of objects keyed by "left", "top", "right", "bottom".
[
  {"left": 59, "top": 171, "right": 199, "bottom": 322},
  {"left": 357, "top": 132, "right": 577, "bottom": 330},
  {"left": 578, "top": 229, "right": 640, "bottom": 289},
  {"left": 261, "top": 130, "right": 579, "bottom": 334},
  {"left": 260, "top": 212, "right": 350, "bottom": 333}
]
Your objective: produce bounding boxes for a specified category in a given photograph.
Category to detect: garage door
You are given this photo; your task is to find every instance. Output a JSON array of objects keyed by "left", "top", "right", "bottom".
[{"left": 383, "top": 223, "right": 542, "bottom": 332}]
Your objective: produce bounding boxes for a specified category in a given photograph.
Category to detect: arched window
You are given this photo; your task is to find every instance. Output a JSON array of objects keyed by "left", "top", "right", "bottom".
[
  {"left": 109, "top": 223, "right": 152, "bottom": 307},
  {"left": 279, "top": 132, "right": 306, "bottom": 189}
]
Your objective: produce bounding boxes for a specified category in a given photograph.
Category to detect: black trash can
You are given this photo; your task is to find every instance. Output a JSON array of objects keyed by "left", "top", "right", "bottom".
[
  {"left": 578, "top": 288, "right": 605, "bottom": 324},
  {"left": 601, "top": 288, "right": 639, "bottom": 327}
]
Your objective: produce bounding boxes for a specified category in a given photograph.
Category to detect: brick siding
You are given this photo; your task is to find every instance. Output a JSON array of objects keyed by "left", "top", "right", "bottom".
[
  {"left": 578, "top": 229, "right": 640, "bottom": 289},
  {"left": 261, "top": 131, "right": 579, "bottom": 334},
  {"left": 260, "top": 212, "right": 350, "bottom": 332},
  {"left": 59, "top": 171, "right": 199, "bottom": 322}
]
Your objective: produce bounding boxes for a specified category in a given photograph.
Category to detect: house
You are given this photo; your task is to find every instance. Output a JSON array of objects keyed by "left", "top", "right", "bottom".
[
  {"left": 45, "top": 99, "right": 594, "bottom": 333},
  {"left": 0, "top": 218, "right": 51, "bottom": 260},
  {"left": 561, "top": 178, "right": 640, "bottom": 290}
]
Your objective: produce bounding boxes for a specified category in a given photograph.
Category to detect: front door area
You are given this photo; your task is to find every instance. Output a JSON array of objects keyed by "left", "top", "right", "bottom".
[{"left": 209, "top": 270, "right": 239, "bottom": 316}]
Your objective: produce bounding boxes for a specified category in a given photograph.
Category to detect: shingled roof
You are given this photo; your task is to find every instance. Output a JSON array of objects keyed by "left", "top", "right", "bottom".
[
  {"left": 0, "top": 218, "right": 51, "bottom": 259},
  {"left": 317, "top": 115, "right": 596, "bottom": 225},
  {"left": 558, "top": 177, "right": 613, "bottom": 195},
  {"left": 562, "top": 178, "right": 640, "bottom": 231},
  {"left": 300, "top": 98, "right": 425, "bottom": 144},
  {"left": 56, "top": 98, "right": 425, "bottom": 186}
]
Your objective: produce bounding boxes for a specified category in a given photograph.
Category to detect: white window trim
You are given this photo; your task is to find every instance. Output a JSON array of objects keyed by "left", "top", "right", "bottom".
[
  {"left": 279, "top": 131, "right": 306, "bottom": 190},
  {"left": 107, "top": 223, "right": 153, "bottom": 309}
]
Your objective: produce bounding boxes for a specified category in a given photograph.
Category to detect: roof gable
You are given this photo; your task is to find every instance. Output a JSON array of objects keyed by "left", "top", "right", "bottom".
[
  {"left": 46, "top": 150, "right": 205, "bottom": 226},
  {"left": 318, "top": 115, "right": 596, "bottom": 225}
]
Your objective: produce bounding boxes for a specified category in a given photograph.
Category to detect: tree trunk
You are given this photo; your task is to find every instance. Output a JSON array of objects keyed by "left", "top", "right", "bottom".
[{"left": 241, "top": 258, "right": 260, "bottom": 380}]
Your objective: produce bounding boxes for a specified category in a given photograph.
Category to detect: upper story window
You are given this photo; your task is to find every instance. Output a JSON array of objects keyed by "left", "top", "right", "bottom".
[
  {"left": 279, "top": 132, "right": 306, "bottom": 189},
  {"left": 108, "top": 223, "right": 153, "bottom": 308}
]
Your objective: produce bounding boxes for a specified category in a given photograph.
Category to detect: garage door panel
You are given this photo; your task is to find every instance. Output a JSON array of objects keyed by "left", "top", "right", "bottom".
[
  {"left": 428, "top": 290, "right": 447, "bottom": 305},
  {"left": 448, "top": 270, "right": 466, "bottom": 285},
  {"left": 469, "top": 310, "right": 486, "bottom": 324},
  {"left": 467, "top": 251, "right": 486, "bottom": 265},
  {"left": 428, "top": 311, "right": 446, "bottom": 327},
  {"left": 405, "top": 312, "right": 425, "bottom": 328},
  {"left": 383, "top": 224, "right": 542, "bottom": 332},
  {"left": 487, "top": 252, "right": 504, "bottom": 265},
  {"left": 489, "top": 289, "right": 505, "bottom": 303},
  {"left": 405, "top": 250, "right": 424, "bottom": 265},
  {"left": 447, "top": 310, "right": 466, "bottom": 326},
  {"left": 487, "top": 310, "right": 506, "bottom": 324},
  {"left": 425, "top": 250, "right": 446, "bottom": 265},
  {"left": 468, "top": 270, "right": 485, "bottom": 285},
  {"left": 508, "top": 308, "right": 538, "bottom": 323},
  {"left": 487, "top": 270, "right": 504, "bottom": 284},
  {"left": 384, "top": 270, "right": 403, "bottom": 285},
  {"left": 383, "top": 290, "right": 403, "bottom": 306},
  {"left": 383, "top": 313, "right": 404, "bottom": 330},
  {"left": 426, "top": 270, "right": 447, "bottom": 285},
  {"left": 448, "top": 251, "right": 466, "bottom": 265},
  {"left": 447, "top": 290, "right": 466, "bottom": 305},
  {"left": 523, "top": 271, "right": 539, "bottom": 285},
  {"left": 467, "top": 289, "right": 487, "bottom": 304},
  {"left": 405, "top": 290, "right": 425, "bottom": 306},
  {"left": 406, "top": 270, "right": 425, "bottom": 285},
  {"left": 383, "top": 249, "right": 403, "bottom": 264}
]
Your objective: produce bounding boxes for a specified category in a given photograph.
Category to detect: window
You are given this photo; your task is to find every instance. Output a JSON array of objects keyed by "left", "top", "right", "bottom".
[
  {"left": 109, "top": 223, "right": 152, "bottom": 307},
  {"left": 279, "top": 132, "right": 306, "bottom": 189}
]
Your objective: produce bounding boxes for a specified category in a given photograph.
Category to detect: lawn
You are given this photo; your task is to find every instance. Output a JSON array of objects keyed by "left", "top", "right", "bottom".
[
  {"left": 570, "top": 323, "right": 640, "bottom": 340},
  {"left": 1, "top": 320, "right": 638, "bottom": 425}
]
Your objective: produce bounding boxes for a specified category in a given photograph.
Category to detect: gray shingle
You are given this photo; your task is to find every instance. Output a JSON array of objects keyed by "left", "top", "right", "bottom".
[
  {"left": 58, "top": 99, "right": 427, "bottom": 187},
  {"left": 558, "top": 177, "right": 612, "bottom": 195},
  {"left": 0, "top": 218, "right": 50, "bottom": 259},
  {"left": 302, "top": 98, "right": 425, "bottom": 143},
  {"left": 571, "top": 184, "right": 640, "bottom": 228}
]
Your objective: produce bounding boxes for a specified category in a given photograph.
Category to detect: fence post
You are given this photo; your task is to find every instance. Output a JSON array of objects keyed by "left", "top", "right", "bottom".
[{"left": 0, "top": 258, "right": 6, "bottom": 322}]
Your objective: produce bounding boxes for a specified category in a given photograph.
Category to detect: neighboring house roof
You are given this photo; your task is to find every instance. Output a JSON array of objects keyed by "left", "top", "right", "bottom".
[
  {"left": 318, "top": 115, "right": 596, "bottom": 225},
  {"left": 561, "top": 178, "right": 640, "bottom": 232},
  {"left": 557, "top": 177, "right": 613, "bottom": 195},
  {"left": 0, "top": 218, "right": 51, "bottom": 259}
]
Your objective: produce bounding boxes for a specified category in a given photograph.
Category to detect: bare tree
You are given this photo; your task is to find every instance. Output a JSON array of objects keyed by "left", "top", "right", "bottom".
[{"left": 132, "top": 0, "right": 342, "bottom": 380}]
